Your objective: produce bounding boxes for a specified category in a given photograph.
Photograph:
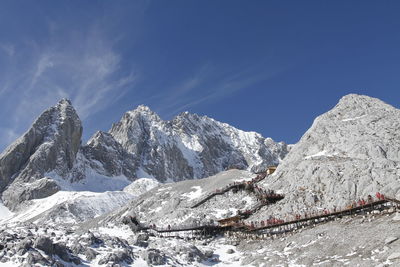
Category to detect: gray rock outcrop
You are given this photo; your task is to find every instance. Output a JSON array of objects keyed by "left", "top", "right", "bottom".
[
  {"left": 257, "top": 94, "right": 400, "bottom": 218},
  {"left": 82, "top": 131, "right": 137, "bottom": 179}
]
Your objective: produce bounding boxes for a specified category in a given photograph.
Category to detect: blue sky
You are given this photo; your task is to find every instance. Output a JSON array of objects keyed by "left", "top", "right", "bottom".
[{"left": 0, "top": 1, "right": 399, "bottom": 150}]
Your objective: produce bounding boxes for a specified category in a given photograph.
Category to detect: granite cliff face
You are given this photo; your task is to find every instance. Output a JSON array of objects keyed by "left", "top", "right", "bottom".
[
  {"left": 0, "top": 99, "right": 82, "bottom": 209},
  {"left": 256, "top": 94, "right": 400, "bottom": 218},
  {"left": 109, "top": 105, "right": 289, "bottom": 182}
]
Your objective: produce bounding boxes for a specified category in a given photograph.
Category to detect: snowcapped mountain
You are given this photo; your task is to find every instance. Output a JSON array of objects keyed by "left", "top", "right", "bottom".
[
  {"left": 0, "top": 100, "right": 287, "bottom": 210},
  {"left": 108, "top": 105, "right": 289, "bottom": 181}
]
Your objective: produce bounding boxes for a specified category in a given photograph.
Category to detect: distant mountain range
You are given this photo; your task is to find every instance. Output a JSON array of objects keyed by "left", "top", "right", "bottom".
[{"left": 0, "top": 100, "right": 288, "bottom": 210}]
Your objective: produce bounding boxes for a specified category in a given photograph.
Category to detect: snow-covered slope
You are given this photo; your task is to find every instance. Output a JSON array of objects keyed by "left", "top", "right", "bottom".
[
  {"left": 109, "top": 105, "right": 289, "bottom": 181},
  {"left": 0, "top": 180, "right": 162, "bottom": 227},
  {"left": 1, "top": 191, "right": 133, "bottom": 225},
  {"left": 100, "top": 169, "right": 257, "bottom": 228},
  {"left": 253, "top": 94, "right": 400, "bottom": 219},
  {"left": 123, "top": 178, "right": 160, "bottom": 196}
]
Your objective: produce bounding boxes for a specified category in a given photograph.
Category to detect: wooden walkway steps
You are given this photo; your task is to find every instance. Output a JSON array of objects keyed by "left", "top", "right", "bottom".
[
  {"left": 190, "top": 172, "right": 272, "bottom": 208},
  {"left": 190, "top": 183, "right": 244, "bottom": 208}
]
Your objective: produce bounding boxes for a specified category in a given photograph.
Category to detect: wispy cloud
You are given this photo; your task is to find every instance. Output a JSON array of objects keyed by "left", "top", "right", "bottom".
[
  {"left": 156, "top": 63, "right": 287, "bottom": 117},
  {"left": 0, "top": 25, "right": 137, "bottom": 150}
]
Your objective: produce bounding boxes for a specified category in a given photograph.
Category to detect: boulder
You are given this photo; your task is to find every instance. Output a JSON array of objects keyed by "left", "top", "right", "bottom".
[
  {"left": 33, "top": 236, "right": 54, "bottom": 255},
  {"left": 85, "top": 248, "right": 98, "bottom": 261},
  {"left": 25, "top": 251, "right": 50, "bottom": 266},
  {"left": 226, "top": 248, "right": 235, "bottom": 254},
  {"left": 174, "top": 245, "right": 205, "bottom": 262},
  {"left": 98, "top": 249, "right": 133, "bottom": 265},
  {"left": 141, "top": 249, "right": 166, "bottom": 265}
]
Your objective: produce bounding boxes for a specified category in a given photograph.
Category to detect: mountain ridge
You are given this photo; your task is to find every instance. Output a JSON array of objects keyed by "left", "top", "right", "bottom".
[{"left": 0, "top": 99, "right": 288, "bottom": 210}]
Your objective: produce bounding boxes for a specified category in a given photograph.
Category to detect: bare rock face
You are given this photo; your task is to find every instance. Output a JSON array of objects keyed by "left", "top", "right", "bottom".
[
  {"left": 258, "top": 94, "right": 400, "bottom": 218},
  {"left": 0, "top": 99, "right": 82, "bottom": 209},
  {"left": 2, "top": 178, "right": 60, "bottom": 209},
  {"left": 109, "top": 105, "right": 288, "bottom": 181},
  {"left": 82, "top": 131, "right": 137, "bottom": 179}
]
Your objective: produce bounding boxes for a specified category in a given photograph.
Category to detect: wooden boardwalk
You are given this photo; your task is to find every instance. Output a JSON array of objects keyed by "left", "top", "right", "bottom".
[
  {"left": 246, "top": 199, "right": 391, "bottom": 233},
  {"left": 190, "top": 172, "right": 281, "bottom": 209},
  {"left": 126, "top": 170, "right": 399, "bottom": 240},
  {"left": 190, "top": 183, "right": 245, "bottom": 208},
  {"left": 139, "top": 196, "right": 399, "bottom": 239}
]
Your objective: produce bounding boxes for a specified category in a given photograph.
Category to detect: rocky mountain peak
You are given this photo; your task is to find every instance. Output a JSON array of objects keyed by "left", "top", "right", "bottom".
[
  {"left": 87, "top": 131, "right": 113, "bottom": 146},
  {"left": 107, "top": 106, "right": 288, "bottom": 180},
  {"left": 0, "top": 100, "right": 289, "bottom": 209},
  {"left": 258, "top": 94, "right": 400, "bottom": 219},
  {"left": 127, "top": 105, "right": 162, "bottom": 123},
  {"left": 318, "top": 94, "right": 394, "bottom": 123},
  {"left": 337, "top": 93, "right": 385, "bottom": 107},
  {"left": 57, "top": 97, "right": 72, "bottom": 106},
  {"left": 0, "top": 99, "right": 82, "bottom": 210}
]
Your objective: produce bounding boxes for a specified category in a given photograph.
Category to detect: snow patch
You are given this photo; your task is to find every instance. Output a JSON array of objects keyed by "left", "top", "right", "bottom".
[
  {"left": 213, "top": 208, "right": 238, "bottom": 219},
  {"left": 0, "top": 201, "right": 13, "bottom": 220},
  {"left": 48, "top": 169, "right": 132, "bottom": 192},
  {"left": 305, "top": 150, "right": 332, "bottom": 159},
  {"left": 123, "top": 178, "right": 160, "bottom": 197},
  {"left": 5, "top": 191, "right": 133, "bottom": 224},
  {"left": 342, "top": 115, "right": 366, "bottom": 122},
  {"left": 181, "top": 186, "right": 203, "bottom": 200},
  {"left": 98, "top": 225, "right": 133, "bottom": 238},
  {"left": 0, "top": 262, "right": 19, "bottom": 267}
]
